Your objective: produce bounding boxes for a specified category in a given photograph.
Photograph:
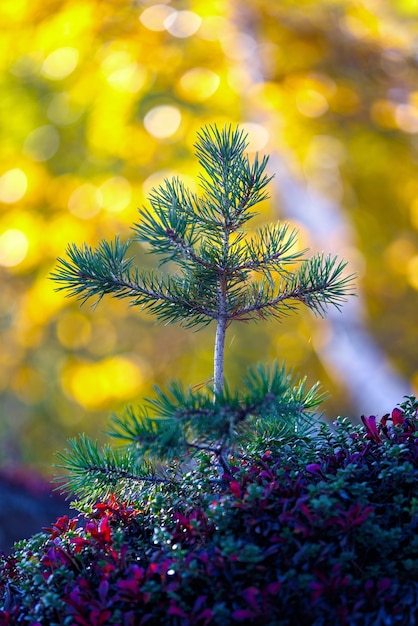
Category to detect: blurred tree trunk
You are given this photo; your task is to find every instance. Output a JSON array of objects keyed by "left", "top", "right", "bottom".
[
  {"left": 272, "top": 154, "right": 410, "bottom": 415},
  {"left": 235, "top": 3, "right": 411, "bottom": 415}
]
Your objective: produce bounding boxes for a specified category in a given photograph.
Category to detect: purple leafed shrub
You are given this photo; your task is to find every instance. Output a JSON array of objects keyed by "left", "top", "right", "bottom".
[{"left": 1, "top": 400, "right": 418, "bottom": 625}]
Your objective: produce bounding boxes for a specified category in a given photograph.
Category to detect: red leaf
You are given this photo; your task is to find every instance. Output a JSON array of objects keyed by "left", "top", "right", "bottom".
[
  {"left": 98, "top": 516, "right": 112, "bottom": 543},
  {"left": 361, "top": 415, "right": 382, "bottom": 443},
  {"left": 266, "top": 581, "right": 282, "bottom": 594},
  {"left": 147, "top": 563, "right": 159, "bottom": 576},
  {"left": 70, "top": 537, "right": 91, "bottom": 553},
  {"left": 197, "top": 608, "right": 214, "bottom": 625},
  {"left": 378, "top": 578, "right": 392, "bottom": 593},
  {"left": 167, "top": 604, "right": 188, "bottom": 617},
  {"left": 392, "top": 408, "right": 404, "bottom": 426},
  {"left": 242, "top": 586, "right": 260, "bottom": 610},
  {"left": 232, "top": 609, "right": 258, "bottom": 620},
  {"left": 98, "top": 580, "right": 109, "bottom": 604},
  {"left": 192, "top": 595, "right": 207, "bottom": 613},
  {"left": 117, "top": 579, "right": 139, "bottom": 596},
  {"left": 306, "top": 463, "right": 323, "bottom": 476},
  {"left": 229, "top": 481, "right": 242, "bottom": 498}
]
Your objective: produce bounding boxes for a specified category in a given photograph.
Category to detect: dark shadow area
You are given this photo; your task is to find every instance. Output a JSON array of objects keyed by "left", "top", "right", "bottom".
[{"left": 0, "top": 468, "right": 70, "bottom": 554}]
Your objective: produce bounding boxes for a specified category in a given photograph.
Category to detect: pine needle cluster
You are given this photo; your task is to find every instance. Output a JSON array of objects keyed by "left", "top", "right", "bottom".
[{"left": 51, "top": 125, "right": 354, "bottom": 503}]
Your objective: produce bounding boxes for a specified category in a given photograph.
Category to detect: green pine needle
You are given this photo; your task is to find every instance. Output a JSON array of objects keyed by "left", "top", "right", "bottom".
[{"left": 55, "top": 434, "right": 170, "bottom": 503}]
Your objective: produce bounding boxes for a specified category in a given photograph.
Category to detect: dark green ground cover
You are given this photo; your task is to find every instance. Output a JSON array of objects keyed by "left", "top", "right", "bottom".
[{"left": 1, "top": 399, "right": 418, "bottom": 625}]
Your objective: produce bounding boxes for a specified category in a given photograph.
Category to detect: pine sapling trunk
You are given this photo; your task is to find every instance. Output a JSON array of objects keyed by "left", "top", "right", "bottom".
[
  {"left": 214, "top": 283, "right": 227, "bottom": 397},
  {"left": 213, "top": 226, "right": 229, "bottom": 397}
]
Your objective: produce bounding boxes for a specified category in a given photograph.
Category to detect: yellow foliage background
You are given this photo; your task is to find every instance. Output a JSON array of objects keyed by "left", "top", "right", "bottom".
[{"left": 1, "top": 0, "right": 418, "bottom": 473}]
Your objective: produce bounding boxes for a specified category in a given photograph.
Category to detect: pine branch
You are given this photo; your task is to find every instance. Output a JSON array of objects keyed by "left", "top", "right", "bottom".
[
  {"left": 195, "top": 125, "right": 273, "bottom": 228},
  {"left": 134, "top": 178, "right": 211, "bottom": 269},
  {"left": 236, "top": 222, "right": 306, "bottom": 275},
  {"left": 51, "top": 236, "right": 134, "bottom": 306},
  {"left": 235, "top": 362, "right": 326, "bottom": 426},
  {"left": 107, "top": 364, "right": 325, "bottom": 451},
  {"left": 108, "top": 406, "right": 187, "bottom": 460},
  {"left": 127, "top": 271, "right": 218, "bottom": 327},
  {"left": 230, "top": 254, "right": 355, "bottom": 321},
  {"left": 236, "top": 412, "right": 320, "bottom": 457},
  {"left": 291, "top": 253, "right": 355, "bottom": 314},
  {"left": 55, "top": 435, "right": 171, "bottom": 502},
  {"left": 51, "top": 238, "right": 219, "bottom": 326}
]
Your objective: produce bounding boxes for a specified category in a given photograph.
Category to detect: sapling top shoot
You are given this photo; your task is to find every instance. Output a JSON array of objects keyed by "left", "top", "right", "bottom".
[{"left": 52, "top": 124, "right": 353, "bottom": 397}]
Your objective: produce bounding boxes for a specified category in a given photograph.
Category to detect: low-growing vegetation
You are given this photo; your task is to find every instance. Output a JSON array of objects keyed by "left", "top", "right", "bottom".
[
  {"left": 1, "top": 401, "right": 418, "bottom": 625},
  {"left": 1, "top": 126, "right": 416, "bottom": 625}
]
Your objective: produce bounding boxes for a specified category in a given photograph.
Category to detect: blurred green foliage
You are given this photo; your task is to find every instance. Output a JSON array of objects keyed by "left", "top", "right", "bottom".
[{"left": 1, "top": 0, "right": 418, "bottom": 472}]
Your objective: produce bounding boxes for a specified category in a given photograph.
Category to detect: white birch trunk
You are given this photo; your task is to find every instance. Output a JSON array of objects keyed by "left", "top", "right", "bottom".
[{"left": 231, "top": 5, "right": 410, "bottom": 416}]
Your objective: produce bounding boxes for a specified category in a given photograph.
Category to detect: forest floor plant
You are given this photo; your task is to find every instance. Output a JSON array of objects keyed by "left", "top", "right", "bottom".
[{"left": 1, "top": 125, "right": 417, "bottom": 625}]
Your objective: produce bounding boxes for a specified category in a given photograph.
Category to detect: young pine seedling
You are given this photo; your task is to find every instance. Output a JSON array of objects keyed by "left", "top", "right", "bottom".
[{"left": 52, "top": 125, "right": 354, "bottom": 501}]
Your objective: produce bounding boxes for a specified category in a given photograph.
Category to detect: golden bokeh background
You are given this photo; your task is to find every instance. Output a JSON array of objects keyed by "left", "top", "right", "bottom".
[{"left": 1, "top": 0, "right": 418, "bottom": 473}]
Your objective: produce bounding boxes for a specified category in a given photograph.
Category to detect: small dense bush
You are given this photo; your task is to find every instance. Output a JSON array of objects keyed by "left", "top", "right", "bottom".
[{"left": 1, "top": 399, "right": 418, "bottom": 625}]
